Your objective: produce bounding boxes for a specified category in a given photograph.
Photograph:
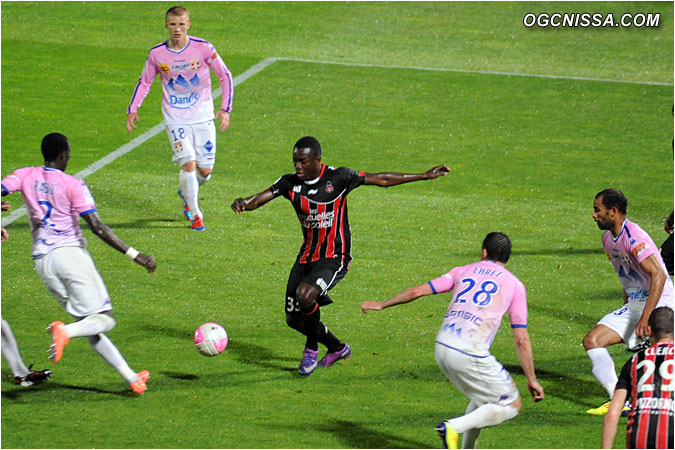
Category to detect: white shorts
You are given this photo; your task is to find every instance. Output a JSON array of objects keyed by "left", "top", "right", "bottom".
[
  {"left": 597, "top": 302, "right": 646, "bottom": 349},
  {"left": 33, "top": 246, "right": 112, "bottom": 318},
  {"left": 166, "top": 121, "right": 217, "bottom": 168},
  {"left": 434, "top": 342, "right": 520, "bottom": 406}
]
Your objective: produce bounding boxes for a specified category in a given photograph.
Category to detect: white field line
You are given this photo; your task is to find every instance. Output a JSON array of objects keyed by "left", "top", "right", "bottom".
[
  {"left": 1, "top": 57, "right": 279, "bottom": 227},
  {"left": 3, "top": 55, "right": 669, "bottom": 226},
  {"left": 275, "top": 57, "right": 673, "bottom": 87}
]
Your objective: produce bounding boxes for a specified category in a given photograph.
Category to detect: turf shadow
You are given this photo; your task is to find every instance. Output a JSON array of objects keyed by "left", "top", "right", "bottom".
[
  {"left": 227, "top": 340, "right": 298, "bottom": 371},
  {"left": 2, "top": 381, "right": 130, "bottom": 400},
  {"left": 515, "top": 248, "right": 602, "bottom": 256},
  {"left": 503, "top": 363, "right": 608, "bottom": 408},
  {"left": 144, "top": 323, "right": 195, "bottom": 340},
  {"left": 314, "top": 419, "right": 434, "bottom": 449}
]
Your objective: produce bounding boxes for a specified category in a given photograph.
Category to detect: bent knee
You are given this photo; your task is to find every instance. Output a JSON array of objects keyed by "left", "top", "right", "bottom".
[
  {"left": 582, "top": 333, "right": 598, "bottom": 350},
  {"left": 181, "top": 160, "right": 196, "bottom": 172},
  {"left": 295, "top": 286, "right": 318, "bottom": 309},
  {"left": 197, "top": 167, "right": 212, "bottom": 178},
  {"left": 582, "top": 328, "right": 608, "bottom": 350}
]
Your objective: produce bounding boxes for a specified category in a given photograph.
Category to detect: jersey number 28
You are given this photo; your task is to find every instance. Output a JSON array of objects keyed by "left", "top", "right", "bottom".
[{"left": 455, "top": 278, "right": 500, "bottom": 307}]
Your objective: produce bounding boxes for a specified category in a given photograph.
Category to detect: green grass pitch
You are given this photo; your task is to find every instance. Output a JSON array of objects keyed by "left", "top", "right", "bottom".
[{"left": 1, "top": 2, "right": 673, "bottom": 448}]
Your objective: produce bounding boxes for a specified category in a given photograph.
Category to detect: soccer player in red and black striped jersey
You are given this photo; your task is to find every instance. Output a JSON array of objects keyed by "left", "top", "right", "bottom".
[
  {"left": 602, "top": 307, "right": 674, "bottom": 449},
  {"left": 232, "top": 136, "right": 449, "bottom": 375}
]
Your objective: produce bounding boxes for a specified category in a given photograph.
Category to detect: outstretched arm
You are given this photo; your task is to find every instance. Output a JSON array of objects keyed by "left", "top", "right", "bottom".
[
  {"left": 361, "top": 283, "right": 433, "bottom": 313},
  {"left": 231, "top": 188, "right": 276, "bottom": 214},
  {"left": 82, "top": 212, "right": 156, "bottom": 273},
  {"left": 512, "top": 327, "right": 545, "bottom": 402},
  {"left": 364, "top": 164, "right": 450, "bottom": 187}
]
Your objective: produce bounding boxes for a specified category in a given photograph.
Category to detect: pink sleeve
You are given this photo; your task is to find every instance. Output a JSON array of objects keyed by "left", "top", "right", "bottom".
[
  {"left": 508, "top": 281, "right": 528, "bottom": 327},
  {"left": 68, "top": 179, "right": 97, "bottom": 216},
  {"left": 629, "top": 232, "right": 658, "bottom": 264},
  {"left": 127, "top": 52, "right": 158, "bottom": 114},
  {"left": 1, "top": 169, "right": 25, "bottom": 193},
  {"left": 206, "top": 46, "right": 233, "bottom": 113},
  {"left": 428, "top": 269, "right": 456, "bottom": 294}
]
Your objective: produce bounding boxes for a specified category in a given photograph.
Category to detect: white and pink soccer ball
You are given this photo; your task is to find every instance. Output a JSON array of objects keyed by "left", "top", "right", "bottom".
[{"left": 193, "top": 322, "right": 229, "bottom": 357}]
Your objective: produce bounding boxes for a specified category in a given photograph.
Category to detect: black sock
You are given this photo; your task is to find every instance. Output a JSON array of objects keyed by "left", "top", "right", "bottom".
[
  {"left": 317, "top": 323, "right": 342, "bottom": 353},
  {"left": 300, "top": 303, "right": 321, "bottom": 351}
]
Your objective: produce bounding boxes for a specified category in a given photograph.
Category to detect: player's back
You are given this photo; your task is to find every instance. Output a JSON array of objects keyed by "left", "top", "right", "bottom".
[
  {"left": 624, "top": 343, "right": 674, "bottom": 449},
  {"left": 1, "top": 166, "right": 95, "bottom": 257},
  {"left": 434, "top": 260, "right": 527, "bottom": 357}
]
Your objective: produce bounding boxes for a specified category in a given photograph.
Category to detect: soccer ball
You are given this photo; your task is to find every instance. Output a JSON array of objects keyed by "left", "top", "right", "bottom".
[{"left": 193, "top": 322, "right": 229, "bottom": 357}]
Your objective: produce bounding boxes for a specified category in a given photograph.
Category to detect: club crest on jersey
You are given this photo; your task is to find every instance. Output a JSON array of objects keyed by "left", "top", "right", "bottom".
[
  {"left": 191, "top": 59, "right": 200, "bottom": 71},
  {"left": 325, "top": 181, "right": 334, "bottom": 193},
  {"left": 160, "top": 63, "right": 170, "bottom": 75},
  {"left": 174, "top": 141, "right": 184, "bottom": 153}
]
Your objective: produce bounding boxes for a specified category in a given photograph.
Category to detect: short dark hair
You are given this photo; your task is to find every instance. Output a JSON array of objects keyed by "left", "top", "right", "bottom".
[
  {"left": 482, "top": 232, "right": 512, "bottom": 263},
  {"left": 595, "top": 189, "right": 627, "bottom": 215},
  {"left": 166, "top": 5, "right": 189, "bottom": 19},
  {"left": 41, "top": 133, "right": 70, "bottom": 162},
  {"left": 649, "top": 307, "right": 674, "bottom": 340},
  {"left": 294, "top": 136, "right": 321, "bottom": 159}
]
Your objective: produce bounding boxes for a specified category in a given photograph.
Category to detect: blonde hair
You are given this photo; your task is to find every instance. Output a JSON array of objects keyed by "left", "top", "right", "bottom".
[{"left": 166, "top": 5, "right": 189, "bottom": 20}]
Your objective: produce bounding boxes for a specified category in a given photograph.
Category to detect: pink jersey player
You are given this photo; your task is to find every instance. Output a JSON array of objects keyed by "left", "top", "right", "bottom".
[
  {"left": 126, "top": 7, "right": 234, "bottom": 231},
  {"left": 429, "top": 260, "right": 528, "bottom": 357},
  {"left": 127, "top": 36, "right": 233, "bottom": 125},
  {"left": 361, "top": 232, "right": 544, "bottom": 448},
  {"left": 1, "top": 166, "right": 96, "bottom": 258},
  {"left": 2, "top": 133, "right": 157, "bottom": 395},
  {"left": 602, "top": 219, "right": 674, "bottom": 306}
]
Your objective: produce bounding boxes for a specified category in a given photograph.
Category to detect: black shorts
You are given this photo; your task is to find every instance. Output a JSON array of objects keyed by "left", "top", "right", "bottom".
[{"left": 284, "top": 257, "right": 349, "bottom": 314}]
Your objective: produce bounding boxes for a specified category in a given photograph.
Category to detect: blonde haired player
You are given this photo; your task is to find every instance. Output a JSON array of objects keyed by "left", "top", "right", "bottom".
[{"left": 127, "top": 5, "right": 234, "bottom": 231}]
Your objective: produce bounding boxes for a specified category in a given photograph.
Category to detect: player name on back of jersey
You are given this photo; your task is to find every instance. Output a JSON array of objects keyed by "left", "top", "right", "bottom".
[
  {"left": 472, "top": 266, "right": 503, "bottom": 278},
  {"left": 645, "top": 345, "right": 674, "bottom": 356}
]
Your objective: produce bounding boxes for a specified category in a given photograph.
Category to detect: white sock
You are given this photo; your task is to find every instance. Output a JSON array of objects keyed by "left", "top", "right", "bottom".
[
  {"left": 179, "top": 169, "right": 202, "bottom": 219},
  {"left": 1, "top": 318, "right": 30, "bottom": 377},
  {"left": 461, "top": 401, "right": 482, "bottom": 449},
  {"left": 64, "top": 314, "right": 115, "bottom": 338},
  {"left": 88, "top": 334, "right": 138, "bottom": 384},
  {"left": 448, "top": 403, "right": 518, "bottom": 434},
  {"left": 196, "top": 172, "right": 211, "bottom": 186},
  {"left": 587, "top": 347, "right": 617, "bottom": 398}
]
